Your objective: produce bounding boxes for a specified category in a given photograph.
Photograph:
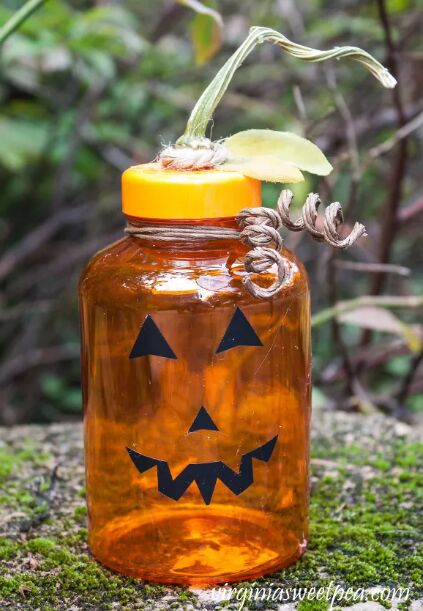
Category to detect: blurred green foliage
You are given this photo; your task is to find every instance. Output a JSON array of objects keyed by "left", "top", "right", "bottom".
[{"left": 0, "top": 0, "right": 421, "bottom": 423}]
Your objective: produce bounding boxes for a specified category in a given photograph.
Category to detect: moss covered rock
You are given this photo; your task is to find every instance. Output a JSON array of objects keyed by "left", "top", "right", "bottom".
[{"left": 0, "top": 410, "right": 421, "bottom": 610}]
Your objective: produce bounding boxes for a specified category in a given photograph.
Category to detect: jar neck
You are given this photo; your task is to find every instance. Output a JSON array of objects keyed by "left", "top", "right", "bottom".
[
  {"left": 124, "top": 214, "right": 244, "bottom": 255},
  {"left": 125, "top": 214, "right": 239, "bottom": 229}
]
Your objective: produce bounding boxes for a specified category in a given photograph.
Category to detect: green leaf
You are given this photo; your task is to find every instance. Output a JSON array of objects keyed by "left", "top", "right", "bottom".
[
  {"left": 338, "top": 306, "right": 422, "bottom": 353},
  {"left": 224, "top": 129, "right": 333, "bottom": 176},
  {"left": 385, "top": 355, "right": 412, "bottom": 377},
  {"left": 0, "top": 117, "right": 48, "bottom": 170},
  {"left": 177, "top": 0, "right": 223, "bottom": 64},
  {"left": 221, "top": 156, "right": 304, "bottom": 183},
  {"left": 387, "top": 0, "right": 410, "bottom": 13},
  {"left": 191, "top": 11, "right": 222, "bottom": 65}
]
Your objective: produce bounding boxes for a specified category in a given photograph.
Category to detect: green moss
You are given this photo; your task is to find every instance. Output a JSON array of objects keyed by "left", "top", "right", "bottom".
[
  {"left": 0, "top": 431, "right": 421, "bottom": 609},
  {"left": 298, "top": 602, "right": 329, "bottom": 611},
  {"left": 177, "top": 589, "right": 197, "bottom": 603},
  {"left": 231, "top": 437, "right": 422, "bottom": 610},
  {"left": 285, "top": 439, "right": 420, "bottom": 602},
  {"left": 0, "top": 444, "right": 51, "bottom": 484},
  {"left": 370, "top": 456, "right": 391, "bottom": 471},
  {"left": 0, "top": 574, "right": 37, "bottom": 599},
  {"left": 144, "top": 583, "right": 166, "bottom": 599},
  {"left": 0, "top": 536, "right": 151, "bottom": 607},
  {"left": 0, "top": 441, "right": 51, "bottom": 505},
  {"left": 73, "top": 505, "right": 87, "bottom": 522},
  {"left": 0, "top": 537, "right": 20, "bottom": 560},
  {"left": 27, "top": 537, "right": 57, "bottom": 555},
  {"left": 0, "top": 450, "right": 14, "bottom": 483}
]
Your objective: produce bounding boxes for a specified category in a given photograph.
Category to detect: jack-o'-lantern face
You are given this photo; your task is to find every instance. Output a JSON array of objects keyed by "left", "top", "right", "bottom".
[{"left": 126, "top": 307, "right": 278, "bottom": 505}]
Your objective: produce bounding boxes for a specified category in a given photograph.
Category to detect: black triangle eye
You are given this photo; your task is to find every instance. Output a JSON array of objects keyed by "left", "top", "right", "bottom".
[
  {"left": 216, "top": 307, "right": 263, "bottom": 354},
  {"left": 129, "top": 315, "right": 176, "bottom": 360}
]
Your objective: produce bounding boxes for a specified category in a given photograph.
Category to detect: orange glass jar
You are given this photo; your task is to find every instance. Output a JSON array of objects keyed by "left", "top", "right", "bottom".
[{"left": 79, "top": 165, "right": 311, "bottom": 585}]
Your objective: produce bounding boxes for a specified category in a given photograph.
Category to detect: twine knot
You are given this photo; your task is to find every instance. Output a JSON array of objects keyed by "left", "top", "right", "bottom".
[{"left": 159, "top": 138, "right": 228, "bottom": 170}]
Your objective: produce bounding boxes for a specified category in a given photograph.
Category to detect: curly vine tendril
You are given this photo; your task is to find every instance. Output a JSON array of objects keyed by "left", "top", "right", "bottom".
[{"left": 237, "top": 189, "right": 366, "bottom": 298}]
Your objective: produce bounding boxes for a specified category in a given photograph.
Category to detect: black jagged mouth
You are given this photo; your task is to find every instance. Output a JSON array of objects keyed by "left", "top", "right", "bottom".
[{"left": 126, "top": 435, "right": 278, "bottom": 505}]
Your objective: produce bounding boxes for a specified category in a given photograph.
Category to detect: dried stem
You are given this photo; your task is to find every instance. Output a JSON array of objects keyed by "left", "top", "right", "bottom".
[
  {"left": 326, "top": 255, "right": 356, "bottom": 396},
  {"left": 334, "top": 260, "right": 411, "bottom": 276},
  {"left": 366, "top": 110, "right": 423, "bottom": 161},
  {"left": 358, "top": 0, "right": 409, "bottom": 353},
  {"left": 0, "top": 204, "right": 90, "bottom": 282},
  {"left": 396, "top": 349, "right": 423, "bottom": 406},
  {"left": 321, "top": 67, "right": 362, "bottom": 397},
  {"left": 177, "top": 26, "right": 396, "bottom": 145},
  {"left": 369, "top": 0, "right": 408, "bottom": 297}
]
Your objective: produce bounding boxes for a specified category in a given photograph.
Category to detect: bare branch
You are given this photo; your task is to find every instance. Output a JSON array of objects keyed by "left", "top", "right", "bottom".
[
  {"left": 0, "top": 204, "right": 89, "bottom": 282},
  {"left": 367, "top": 110, "right": 423, "bottom": 161},
  {"left": 0, "top": 344, "right": 79, "bottom": 385},
  {"left": 396, "top": 349, "right": 423, "bottom": 405},
  {"left": 334, "top": 260, "right": 411, "bottom": 276}
]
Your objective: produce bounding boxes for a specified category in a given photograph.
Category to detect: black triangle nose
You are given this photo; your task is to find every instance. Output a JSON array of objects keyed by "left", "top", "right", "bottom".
[{"left": 188, "top": 406, "right": 219, "bottom": 433}]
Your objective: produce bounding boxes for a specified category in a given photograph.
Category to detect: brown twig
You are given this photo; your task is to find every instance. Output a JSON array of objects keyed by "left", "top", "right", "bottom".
[
  {"left": 358, "top": 0, "right": 410, "bottom": 354},
  {"left": 396, "top": 349, "right": 423, "bottom": 405},
  {"left": 334, "top": 260, "right": 411, "bottom": 276},
  {"left": 326, "top": 254, "right": 356, "bottom": 397},
  {"left": 321, "top": 66, "right": 362, "bottom": 397},
  {"left": 0, "top": 345, "right": 79, "bottom": 385},
  {"left": 0, "top": 300, "right": 52, "bottom": 322},
  {"left": 0, "top": 204, "right": 89, "bottom": 282},
  {"left": 7, "top": 231, "right": 120, "bottom": 299},
  {"left": 369, "top": 0, "right": 408, "bottom": 298},
  {"left": 322, "top": 101, "right": 421, "bottom": 163},
  {"left": 366, "top": 109, "right": 423, "bottom": 161},
  {"left": 318, "top": 335, "right": 423, "bottom": 385},
  {"left": 150, "top": 3, "right": 186, "bottom": 42},
  {"left": 398, "top": 196, "right": 423, "bottom": 223},
  {"left": 324, "top": 68, "right": 361, "bottom": 191},
  {"left": 50, "top": 83, "right": 108, "bottom": 212}
]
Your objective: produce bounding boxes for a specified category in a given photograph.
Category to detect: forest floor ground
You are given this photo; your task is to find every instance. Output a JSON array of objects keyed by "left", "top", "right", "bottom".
[{"left": 0, "top": 408, "right": 421, "bottom": 611}]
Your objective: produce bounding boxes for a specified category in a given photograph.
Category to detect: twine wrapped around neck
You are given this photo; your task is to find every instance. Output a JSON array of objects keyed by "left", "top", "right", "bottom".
[{"left": 125, "top": 189, "right": 366, "bottom": 299}]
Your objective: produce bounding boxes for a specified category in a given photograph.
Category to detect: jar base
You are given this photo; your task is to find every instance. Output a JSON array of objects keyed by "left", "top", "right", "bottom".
[{"left": 89, "top": 503, "right": 307, "bottom": 585}]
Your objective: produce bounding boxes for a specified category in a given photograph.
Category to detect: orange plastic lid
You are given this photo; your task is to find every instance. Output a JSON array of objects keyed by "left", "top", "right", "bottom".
[{"left": 121, "top": 163, "right": 261, "bottom": 219}]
